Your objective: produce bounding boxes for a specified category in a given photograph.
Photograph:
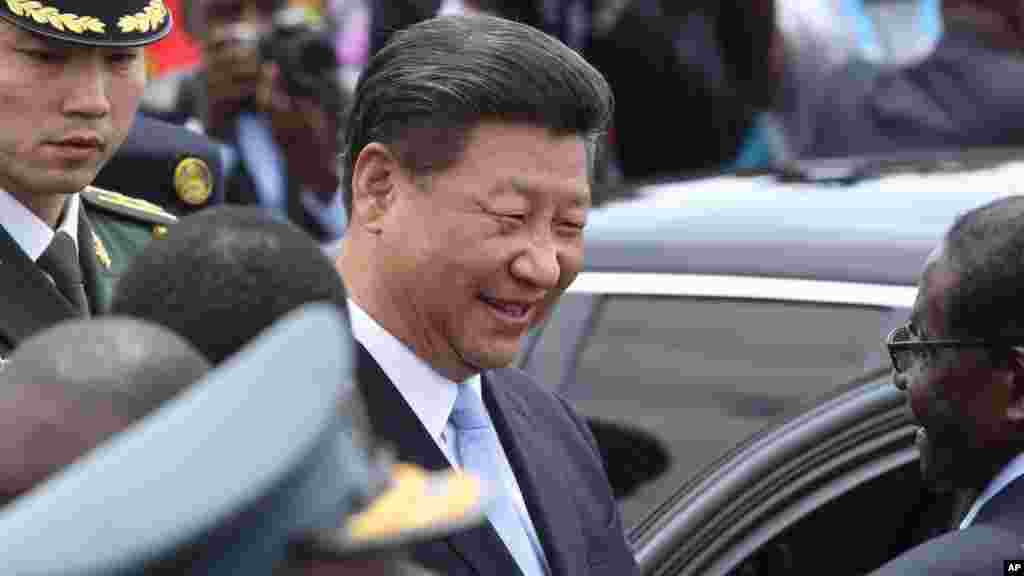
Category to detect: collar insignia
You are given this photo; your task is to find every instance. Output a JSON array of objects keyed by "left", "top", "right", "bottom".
[{"left": 93, "top": 233, "right": 112, "bottom": 270}]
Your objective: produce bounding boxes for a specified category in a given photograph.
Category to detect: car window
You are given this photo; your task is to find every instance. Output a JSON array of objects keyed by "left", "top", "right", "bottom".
[{"left": 566, "top": 295, "right": 894, "bottom": 528}]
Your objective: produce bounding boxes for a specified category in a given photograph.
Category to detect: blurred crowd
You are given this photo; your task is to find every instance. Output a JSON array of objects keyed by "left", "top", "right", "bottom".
[
  {"left": 7, "top": 0, "right": 1024, "bottom": 572},
  {"left": 136, "top": 0, "right": 1024, "bottom": 244}
]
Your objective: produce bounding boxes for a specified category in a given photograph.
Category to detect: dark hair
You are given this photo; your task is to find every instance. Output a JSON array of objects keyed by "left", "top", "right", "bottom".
[
  {"left": 341, "top": 14, "right": 613, "bottom": 217},
  {"left": 110, "top": 206, "right": 348, "bottom": 365},
  {"left": 943, "top": 195, "right": 1024, "bottom": 341}
]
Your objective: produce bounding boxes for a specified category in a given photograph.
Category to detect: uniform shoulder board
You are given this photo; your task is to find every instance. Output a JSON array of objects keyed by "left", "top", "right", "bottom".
[{"left": 81, "top": 186, "right": 178, "bottom": 226}]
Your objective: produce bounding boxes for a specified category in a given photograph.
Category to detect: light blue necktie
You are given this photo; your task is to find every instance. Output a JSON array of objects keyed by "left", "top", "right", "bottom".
[{"left": 451, "top": 385, "right": 547, "bottom": 576}]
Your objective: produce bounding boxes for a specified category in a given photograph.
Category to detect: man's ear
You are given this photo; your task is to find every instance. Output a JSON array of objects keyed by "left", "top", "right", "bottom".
[
  {"left": 350, "top": 143, "right": 402, "bottom": 234},
  {"left": 1005, "top": 348, "right": 1024, "bottom": 422}
]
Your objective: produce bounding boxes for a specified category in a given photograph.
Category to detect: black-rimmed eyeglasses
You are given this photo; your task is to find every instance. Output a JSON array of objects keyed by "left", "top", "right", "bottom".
[{"left": 885, "top": 324, "right": 1021, "bottom": 377}]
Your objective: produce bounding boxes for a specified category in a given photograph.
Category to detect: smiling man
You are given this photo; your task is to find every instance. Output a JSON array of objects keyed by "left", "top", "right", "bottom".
[
  {"left": 0, "top": 0, "right": 180, "bottom": 358},
  {"left": 875, "top": 195, "right": 1024, "bottom": 575},
  {"left": 335, "top": 14, "right": 635, "bottom": 576}
]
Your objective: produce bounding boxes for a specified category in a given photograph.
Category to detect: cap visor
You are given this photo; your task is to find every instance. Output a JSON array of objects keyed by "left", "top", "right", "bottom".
[{"left": 308, "top": 463, "right": 489, "bottom": 555}]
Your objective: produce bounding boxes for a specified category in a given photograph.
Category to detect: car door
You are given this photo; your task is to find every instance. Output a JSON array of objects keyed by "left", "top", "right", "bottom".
[
  {"left": 630, "top": 376, "right": 952, "bottom": 576},
  {"left": 519, "top": 276, "right": 913, "bottom": 529}
]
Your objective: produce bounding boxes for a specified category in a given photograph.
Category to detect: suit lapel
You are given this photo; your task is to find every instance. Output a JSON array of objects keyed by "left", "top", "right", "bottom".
[
  {"left": 356, "top": 343, "right": 449, "bottom": 472},
  {"left": 355, "top": 344, "right": 523, "bottom": 576},
  {"left": 484, "top": 370, "right": 586, "bottom": 576},
  {"left": 0, "top": 224, "right": 75, "bottom": 350}
]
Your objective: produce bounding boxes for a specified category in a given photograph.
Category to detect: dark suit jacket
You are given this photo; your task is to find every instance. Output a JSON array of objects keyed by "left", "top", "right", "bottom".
[
  {"left": 870, "top": 475, "right": 1024, "bottom": 575},
  {"left": 0, "top": 195, "right": 170, "bottom": 357},
  {"left": 356, "top": 344, "right": 638, "bottom": 576},
  {"left": 800, "top": 24, "right": 1024, "bottom": 159}
]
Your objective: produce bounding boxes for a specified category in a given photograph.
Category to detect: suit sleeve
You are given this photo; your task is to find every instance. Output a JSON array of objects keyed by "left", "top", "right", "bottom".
[
  {"left": 868, "top": 524, "right": 1022, "bottom": 576},
  {"left": 553, "top": 392, "right": 640, "bottom": 575}
]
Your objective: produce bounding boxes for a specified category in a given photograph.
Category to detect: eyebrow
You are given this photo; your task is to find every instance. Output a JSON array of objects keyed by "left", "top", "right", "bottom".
[{"left": 502, "top": 178, "right": 591, "bottom": 209}]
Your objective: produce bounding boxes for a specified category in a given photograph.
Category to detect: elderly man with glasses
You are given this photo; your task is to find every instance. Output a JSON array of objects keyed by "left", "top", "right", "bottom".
[{"left": 874, "top": 195, "right": 1024, "bottom": 575}]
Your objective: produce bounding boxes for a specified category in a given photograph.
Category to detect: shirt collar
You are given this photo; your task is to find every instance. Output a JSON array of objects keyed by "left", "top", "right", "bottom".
[
  {"left": 959, "top": 451, "right": 1024, "bottom": 528},
  {"left": 346, "top": 298, "right": 464, "bottom": 447},
  {"left": 0, "top": 189, "right": 79, "bottom": 262}
]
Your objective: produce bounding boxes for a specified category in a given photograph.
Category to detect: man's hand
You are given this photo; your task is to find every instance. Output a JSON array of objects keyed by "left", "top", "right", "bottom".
[
  {"left": 256, "top": 62, "right": 341, "bottom": 203},
  {"left": 203, "top": 24, "right": 263, "bottom": 138}
]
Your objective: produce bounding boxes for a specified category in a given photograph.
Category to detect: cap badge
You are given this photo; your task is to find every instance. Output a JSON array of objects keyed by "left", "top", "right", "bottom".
[{"left": 173, "top": 156, "right": 213, "bottom": 206}]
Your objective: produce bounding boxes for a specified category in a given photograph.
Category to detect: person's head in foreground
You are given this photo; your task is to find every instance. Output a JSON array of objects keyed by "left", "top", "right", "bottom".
[
  {"left": 0, "top": 304, "right": 489, "bottom": 574},
  {"left": 337, "top": 14, "right": 613, "bottom": 381},
  {"left": 0, "top": 316, "right": 210, "bottom": 506},
  {"left": 887, "top": 195, "right": 1024, "bottom": 496},
  {"left": 110, "top": 205, "right": 349, "bottom": 364}
]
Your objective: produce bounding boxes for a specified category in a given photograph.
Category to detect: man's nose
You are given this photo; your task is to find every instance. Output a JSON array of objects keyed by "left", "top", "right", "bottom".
[
  {"left": 62, "top": 58, "right": 111, "bottom": 118},
  {"left": 510, "top": 237, "right": 560, "bottom": 289}
]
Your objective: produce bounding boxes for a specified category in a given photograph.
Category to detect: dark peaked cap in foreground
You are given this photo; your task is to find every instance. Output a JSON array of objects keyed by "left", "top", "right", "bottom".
[
  {"left": 0, "top": 304, "right": 490, "bottom": 574},
  {"left": 0, "top": 0, "right": 172, "bottom": 47}
]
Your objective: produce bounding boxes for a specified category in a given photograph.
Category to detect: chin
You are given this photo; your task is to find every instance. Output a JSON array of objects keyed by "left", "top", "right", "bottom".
[
  {"left": 463, "top": 346, "right": 520, "bottom": 372},
  {"left": 917, "top": 428, "right": 956, "bottom": 494},
  {"left": 917, "top": 427, "right": 995, "bottom": 493},
  {"left": 35, "top": 171, "right": 97, "bottom": 196}
]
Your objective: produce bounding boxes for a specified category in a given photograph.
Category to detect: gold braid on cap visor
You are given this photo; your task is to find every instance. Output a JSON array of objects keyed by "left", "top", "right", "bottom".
[{"left": 5, "top": 0, "right": 167, "bottom": 35}]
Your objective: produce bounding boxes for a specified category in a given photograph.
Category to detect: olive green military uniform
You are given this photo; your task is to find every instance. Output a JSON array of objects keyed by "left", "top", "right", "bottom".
[{"left": 0, "top": 188, "right": 177, "bottom": 358}]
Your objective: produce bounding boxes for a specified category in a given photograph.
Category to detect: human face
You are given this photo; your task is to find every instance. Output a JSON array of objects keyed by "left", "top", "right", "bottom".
[
  {"left": 0, "top": 21, "right": 144, "bottom": 202},
  {"left": 378, "top": 122, "right": 589, "bottom": 381},
  {"left": 895, "top": 248, "right": 1020, "bottom": 491},
  {"left": 195, "top": 0, "right": 278, "bottom": 46}
]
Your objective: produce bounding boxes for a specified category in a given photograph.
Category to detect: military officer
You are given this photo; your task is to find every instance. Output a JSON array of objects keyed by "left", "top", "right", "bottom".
[{"left": 0, "top": 0, "right": 180, "bottom": 358}]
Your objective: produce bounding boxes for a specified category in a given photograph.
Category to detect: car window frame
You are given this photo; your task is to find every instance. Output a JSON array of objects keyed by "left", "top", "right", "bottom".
[{"left": 630, "top": 376, "right": 915, "bottom": 575}]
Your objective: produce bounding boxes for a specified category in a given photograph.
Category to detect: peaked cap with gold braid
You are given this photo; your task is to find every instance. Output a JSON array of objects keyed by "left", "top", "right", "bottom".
[{"left": 0, "top": 0, "right": 171, "bottom": 47}]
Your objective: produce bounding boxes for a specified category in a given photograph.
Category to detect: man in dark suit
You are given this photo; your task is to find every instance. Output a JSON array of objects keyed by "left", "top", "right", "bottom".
[
  {"left": 0, "top": 0, "right": 183, "bottom": 358},
  {"left": 793, "top": 0, "right": 1024, "bottom": 158},
  {"left": 140, "top": 0, "right": 347, "bottom": 246},
  {"left": 336, "top": 15, "right": 637, "bottom": 576},
  {"left": 874, "top": 195, "right": 1024, "bottom": 574}
]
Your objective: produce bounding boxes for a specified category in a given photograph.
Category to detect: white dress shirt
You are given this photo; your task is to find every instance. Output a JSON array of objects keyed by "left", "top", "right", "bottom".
[
  {"left": 346, "top": 299, "right": 550, "bottom": 571},
  {"left": 0, "top": 189, "right": 80, "bottom": 261},
  {"left": 959, "top": 451, "right": 1024, "bottom": 529}
]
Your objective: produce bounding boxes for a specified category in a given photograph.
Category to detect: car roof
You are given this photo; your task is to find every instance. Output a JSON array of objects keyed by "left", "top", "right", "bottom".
[{"left": 583, "top": 160, "right": 1024, "bottom": 286}]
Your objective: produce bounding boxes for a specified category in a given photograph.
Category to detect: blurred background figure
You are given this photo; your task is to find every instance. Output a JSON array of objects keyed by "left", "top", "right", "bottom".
[
  {"left": 0, "top": 306, "right": 488, "bottom": 575},
  {"left": 0, "top": 317, "right": 210, "bottom": 507},
  {"left": 786, "top": 0, "right": 1024, "bottom": 159},
  {"left": 352, "top": 1, "right": 782, "bottom": 183},
  {"left": 111, "top": 205, "right": 348, "bottom": 365},
  {"left": 141, "top": 0, "right": 349, "bottom": 249}
]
